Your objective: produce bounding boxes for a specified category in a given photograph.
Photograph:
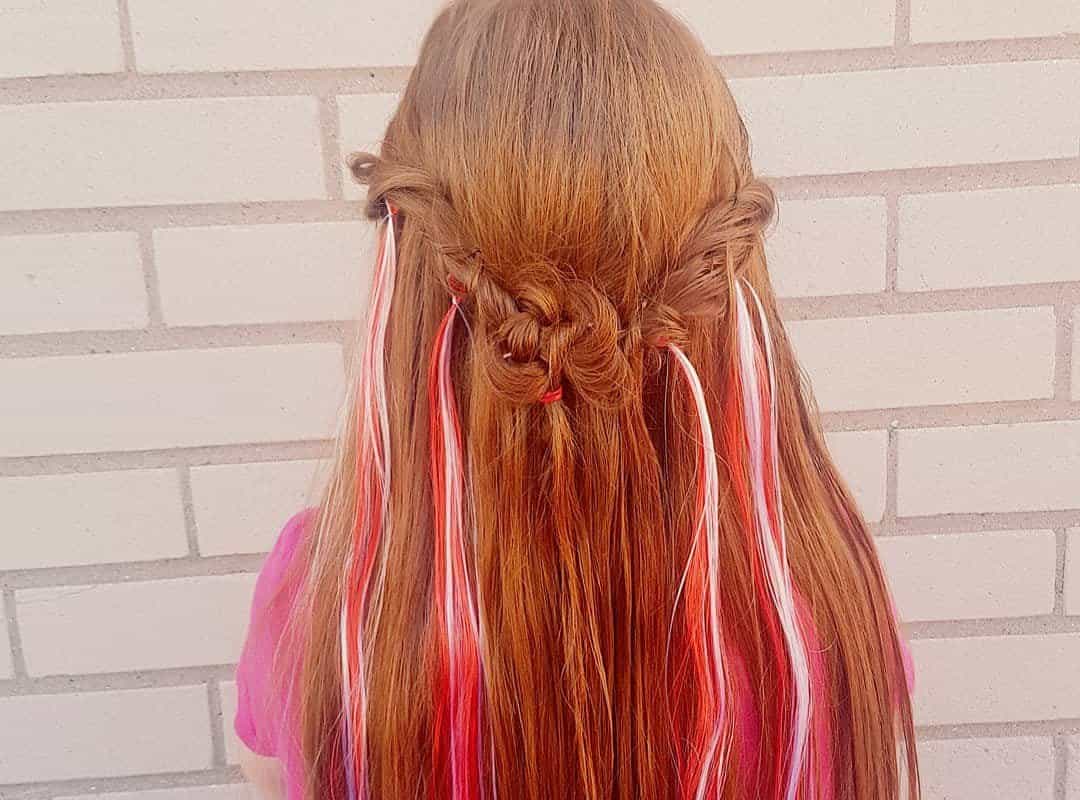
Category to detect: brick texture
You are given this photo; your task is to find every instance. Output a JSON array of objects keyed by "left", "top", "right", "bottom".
[
  {"left": 0, "top": 470, "right": 187, "bottom": 570},
  {"left": 878, "top": 530, "right": 1057, "bottom": 621},
  {"left": 2, "top": 0, "right": 1077, "bottom": 796},
  {"left": 155, "top": 222, "right": 373, "bottom": 326},
  {"left": 0, "top": 345, "right": 344, "bottom": 457},
  {"left": 899, "top": 185, "right": 1080, "bottom": 291},
  {"left": 0, "top": 687, "right": 212, "bottom": 783},
  {"left": 191, "top": 460, "right": 320, "bottom": 556},
  {"left": 0, "top": 0, "right": 122, "bottom": 79},
  {"left": 0, "top": 232, "right": 146, "bottom": 334},
  {"left": 911, "top": 635, "right": 1080, "bottom": 725},
  {"left": 917, "top": 737, "right": 1054, "bottom": 800},
  {"left": 790, "top": 307, "right": 1055, "bottom": 412},
  {"left": 898, "top": 421, "right": 1080, "bottom": 516},
  {"left": 17, "top": 574, "right": 256, "bottom": 676}
]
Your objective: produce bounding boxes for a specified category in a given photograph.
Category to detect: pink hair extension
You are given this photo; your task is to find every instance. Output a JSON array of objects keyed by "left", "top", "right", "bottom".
[
  {"left": 734, "top": 280, "right": 813, "bottom": 800},
  {"left": 667, "top": 343, "right": 732, "bottom": 800},
  {"left": 429, "top": 292, "right": 483, "bottom": 800},
  {"left": 339, "top": 205, "right": 399, "bottom": 800}
]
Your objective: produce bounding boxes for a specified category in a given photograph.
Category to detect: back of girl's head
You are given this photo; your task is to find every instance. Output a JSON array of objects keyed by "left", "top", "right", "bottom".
[{"left": 297, "top": 1, "right": 919, "bottom": 798}]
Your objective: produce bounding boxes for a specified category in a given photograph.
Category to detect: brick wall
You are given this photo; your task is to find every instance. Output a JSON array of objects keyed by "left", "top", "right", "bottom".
[{"left": 0, "top": 2, "right": 1076, "bottom": 798}]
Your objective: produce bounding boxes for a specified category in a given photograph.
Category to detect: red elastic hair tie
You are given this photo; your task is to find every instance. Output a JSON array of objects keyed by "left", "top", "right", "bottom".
[{"left": 539, "top": 386, "right": 564, "bottom": 405}]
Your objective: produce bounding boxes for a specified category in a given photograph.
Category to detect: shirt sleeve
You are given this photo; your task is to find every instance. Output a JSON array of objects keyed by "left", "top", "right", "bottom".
[{"left": 234, "top": 508, "right": 313, "bottom": 757}]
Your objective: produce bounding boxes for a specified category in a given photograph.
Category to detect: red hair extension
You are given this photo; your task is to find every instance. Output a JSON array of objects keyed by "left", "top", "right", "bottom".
[{"left": 429, "top": 294, "right": 484, "bottom": 800}]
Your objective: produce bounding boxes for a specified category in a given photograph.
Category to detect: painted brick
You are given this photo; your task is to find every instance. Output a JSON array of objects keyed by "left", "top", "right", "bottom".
[
  {"left": 660, "top": 0, "right": 894, "bottom": 54},
  {"left": 911, "top": 0, "right": 1080, "bottom": 43},
  {"left": 17, "top": 574, "right": 256, "bottom": 676},
  {"left": 0, "top": 344, "right": 345, "bottom": 458},
  {"left": 911, "top": 634, "right": 1080, "bottom": 725},
  {"left": 730, "top": 61, "right": 1080, "bottom": 177},
  {"left": 0, "top": 470, "right": 187, "bottom": 570},
  {"left": 790, "top": 308, "right": 1054, "bottom": 412},
  {"left": 824, "top": 430, "right": 887, "bottom": 523},
  {"left": 0, "top": 0, "right": 122, "bottom": 79},
  {"left": 898, "top": 421, "right": 1080, "bottom": 516},
  {"left": 0, "top": 686, "right": 211, "bottom": 783},
  {"left": 1067, "top": 529, "right": 1080, "bottom": 616},
  {"left": 338, "top": 93, "right": 402, "bottom": 199},
  {"left": 767, "top": 196, "right": 887, "bottom": 298},
  {"left": 917, "top": 737, "right": 1054, "bottom": 800},
  {"left": 0, "top": 98, "right": 324, "bottom": 212},
  {"left": 0, "top": 231, "right": 146, "bottom": 334},
  {"left": 129, "top": 0, "right": 444, "bottom": 71},
  {"left": 877, "top": 530, "right": 1056, "bottom": 622},
  {"left": 219, "top": 680, "right": 242, "bottom": 764},
  {"left": 155, "top": 222, "right": 373, "bottom": 326},
  {"left": 58, "top": 787, "right": 252, "bottom": 800},
  {"left": 899, "top": 184, "right": 1080, "bottom": 291},
  {"left": 191, "top": 460, "right": 320, "bottom": 556},
  {"left": 0, "top": 615, "right": 12, "bottom": 680}
]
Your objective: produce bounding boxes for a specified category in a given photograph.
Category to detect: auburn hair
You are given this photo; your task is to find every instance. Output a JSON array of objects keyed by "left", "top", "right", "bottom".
[{"left": 289, "top": 1, "right": 918, "bottom": 798}]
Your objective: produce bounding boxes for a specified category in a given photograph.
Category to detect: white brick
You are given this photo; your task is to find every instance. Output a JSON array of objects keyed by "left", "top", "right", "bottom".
[
  {"left": 0, "top": 344, "right": 345, "bottom": 458},
  {"left": 0, "top": 232, "right": 146, "bottom": 335},
  {"left": 911, "top": 634, "right": 1080, "bottom": 725},
  {"left": 790, "top": 308, "right": 1055, "bottom": 412},
  {"left": 911, "top": 0, "right": 1080, "bottom": 43},
  {"left": 899, "top": 185, "right": 1080, "bottom": 291},
  {"left": 17, "top": 574, "right": 256, "bottom": 675},
  {"left": 338, "top": 94, "right": 402, "bottom": 199},
  {"left": 731, "top": 61, "right": 1080, "bottom": 177},
  {"left": 767, "top": 197, "right": 887, "bottom": 297},
  {"left": 58, "top": 786, "right": 254, "bottom": 800},
  {"left": 191, "top": 461, "right": 319, "bottom": 556},
  {"left": 878, "top": 530, "right": 1056, "bottom": 621},
  {"left": 0, "top": 98, "right": 324, "bottom": 212},
  {"left": 155, "top": 222, "right": 373, "bottom": 326},
  {"left": 0, "top": 616, "right": 12, "bottom": 679},
  {"left": 129, "top": 0, "right": 444, "bottom": 71},
  {"left": 0, "top": 470, "right": 187, "bottom": 570},
  {"left": 220, "top": 680, "right": 242, "bottom": 764},
  {"left": 661, "top": 0, "right": 894, "bottom": 54},
  {"left": 918, "top": 737, "right": 1054, "bottom": 800},
  {"left": 1067, "top": 529, "right": 1080, "bottom": 616},
  {"left": 825, "top": 430, "right": 887, "bottom": 523},
  {"left": 0, "top": 686, "right": 211, "bottom": 783},
  {"left": 898, "top": 421, "right": 1080, "bottom": 516},
  {"left": 0, "top": 0, "right": 122, "bottom": 79}
]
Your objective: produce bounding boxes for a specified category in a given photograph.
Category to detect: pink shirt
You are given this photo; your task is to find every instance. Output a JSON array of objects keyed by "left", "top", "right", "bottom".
[{"left": 235, "top": 510, "right": 914, "bottom": 799}]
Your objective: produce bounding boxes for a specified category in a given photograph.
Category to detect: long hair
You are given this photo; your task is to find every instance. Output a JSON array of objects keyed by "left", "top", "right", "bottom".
[{"left": 292, "top": 1, "right": 918, "bottom": 798}]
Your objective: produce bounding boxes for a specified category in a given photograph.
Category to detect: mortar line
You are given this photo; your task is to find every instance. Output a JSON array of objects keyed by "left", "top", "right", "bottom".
[
  {"left": 137, "top": 226, "right": 165, "bottom": 328},
  {"left": 318, "top": 95, "right": 345, "bottom": 201},
  {"left": 1056, "top": 303, "right": 1075, "bottom": 402},
  {"left": 1, "top": 588, "right": 28, "bottom": 679},
  {"left": 207, "top": 679, "right": 229, "bottom": 767},
  {"left": 0, "top": 768, "right": 245, "bottom": 800},
  {"left": 917, "top": 719, "right": 1080, "bottom": 741},
  {"left": 178, "top": 464, "right": 201, "bottom": 557},
  {"left": 0, "top": 441, "right": 332, "bottom": 478},
  {"left": 1055, "top": 528, "right": 1068, "bottom": 616},
  {"left": 1053, "top": 735, "right": 1068, "bottom": 800},
  {"left": 114, "top": 0, "right": 138, "bottom": 74},
  {"left": 0, "top": 554, "right": 265, "bottom": 592},
  {"left": 894, "top": 0, "right": 912, "bottom": 48},
  {"left": 906, "top": 615, "right": 1080, "bottom": 640},
  {"left": 883, "top": 424, "right": 900, "bottom": 525},
  {"left": 884, "top": 192, "right": 900, "bottom": 291},
  {"left": 0, "top": 663, "right": 236, "bottom": 698}
]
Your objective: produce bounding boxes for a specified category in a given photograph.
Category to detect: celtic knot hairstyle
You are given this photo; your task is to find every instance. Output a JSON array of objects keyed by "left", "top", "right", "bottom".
[{"left": 289, "top": 2, "right": 918, "bottom": 799}]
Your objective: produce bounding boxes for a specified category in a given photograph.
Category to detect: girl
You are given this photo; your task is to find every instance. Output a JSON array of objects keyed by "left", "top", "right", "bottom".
[{"left": 235, "top": 1, "right": 918, "bottom": 798}]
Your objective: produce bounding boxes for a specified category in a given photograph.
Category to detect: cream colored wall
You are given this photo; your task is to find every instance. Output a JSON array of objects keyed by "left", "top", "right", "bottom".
[{"left": 0, "top": 1, "right": 1078, "bottom": 798}]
